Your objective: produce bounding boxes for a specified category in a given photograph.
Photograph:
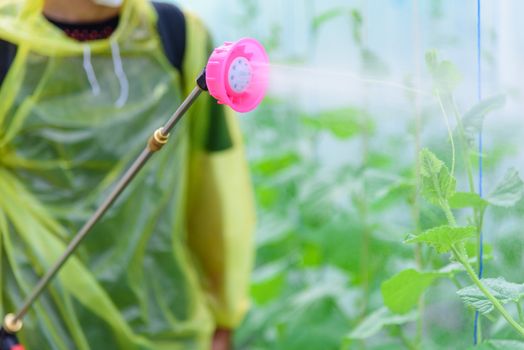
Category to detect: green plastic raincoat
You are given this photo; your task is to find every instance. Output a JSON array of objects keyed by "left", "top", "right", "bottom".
[{"left": 0, "top": 0, "right": 255, "bottom": 349}]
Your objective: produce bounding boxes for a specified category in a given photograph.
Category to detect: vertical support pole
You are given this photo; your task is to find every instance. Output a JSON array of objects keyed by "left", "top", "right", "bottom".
[{"left": 473, "top": 0, "right": 483, "bottom": 345}]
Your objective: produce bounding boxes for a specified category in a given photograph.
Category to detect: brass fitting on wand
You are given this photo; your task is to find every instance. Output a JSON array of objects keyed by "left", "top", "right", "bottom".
[
  {"left": 147, "top": 128, "right": 170, "bottom": 152},
  {"left": 3, "top": 314, "right": 23, "bottom": 334}
]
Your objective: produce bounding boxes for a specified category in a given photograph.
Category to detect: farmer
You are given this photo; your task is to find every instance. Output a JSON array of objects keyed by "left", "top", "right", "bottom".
[{"left": 0, "top": 0, "right": 255, "bottom": 349}]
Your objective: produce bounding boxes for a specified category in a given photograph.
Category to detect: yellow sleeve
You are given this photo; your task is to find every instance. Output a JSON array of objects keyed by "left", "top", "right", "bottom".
[{"left": 182, "top": 12, "right": 256, "bottom": 329}]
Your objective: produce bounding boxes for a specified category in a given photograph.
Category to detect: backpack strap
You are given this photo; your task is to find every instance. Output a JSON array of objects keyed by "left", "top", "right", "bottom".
[
  {"left": 0, "top": 39, "right": 17, "bottom": 87},
  {"left": 151, "top": 1, "right": 186, "bottom": 73}
]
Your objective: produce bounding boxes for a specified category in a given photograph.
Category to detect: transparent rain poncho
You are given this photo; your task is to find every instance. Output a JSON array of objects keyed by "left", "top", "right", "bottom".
[{"left": 0, "top": 0, "right": 255, "bottom": 349}]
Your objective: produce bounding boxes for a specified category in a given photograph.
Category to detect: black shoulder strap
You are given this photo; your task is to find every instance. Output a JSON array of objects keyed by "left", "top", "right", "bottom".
[
  {"left": 152, "top": 1, "right": 186, "bottom": 73},
  {"left": 0, "top": 39, "right": 17, "bottom": 87}
]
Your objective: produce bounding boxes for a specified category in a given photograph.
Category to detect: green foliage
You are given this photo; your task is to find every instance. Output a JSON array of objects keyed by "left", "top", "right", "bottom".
[
  {"left": 419, "top": 148, "right": 456, "bottom": 206},
  {"left": 449, "top": 192, "right": 488, "bottom": 209},
  {"left": 250, "top": 262, "right": 287, "bottom": 305},
  {"left": 252, "top": 152, "right": 301, "bottom": 176},
  {"left": 405, "top": 225, "right": 476, "bottom": 253},
  {"left": 311, "top": 8, "right": 348, "bottom": 32},
  {"left": 234, "top": 3, "right": 524, "bottom": 348},
  {"left": 301, "top": 107, "right": 373, "bottom": 139},
  {"left": 408, "top": 143, "right": 524, "bottom": 339},
  {"left": 361, "top": 48, "right": 390, "bottom": 76},
  {"left": 425, "top": 50, "right": 462, "bottom": 93},
  {"left": 465, "top": 241, "right": 493, "bottom": 260},
  {"left": 311, "top": 7, "right": 363, "bottom": 46},
  {"left": 381, "top": 269, "right": 445, "bottom": 314},
  {"left": 470, "top": 340, "right": 524, "bottom": 350},
  {"left": 350, "top": 9, "right": 363, "bottom": 44},
  {"left": 457, "top": 278, "right": 524, "bottom": 314},
  {"left": 462, "top": 95, "right": 506, "bottom": 147},
  {"left": 275, "top": 297, "right": 350, "bottom": 349},
  {"left": 255, "top": 185, "right": 280, "bottom": 209},
  {"left": 346, "top": 307, "right": 417, "bottom": 340},
  {"left": 487, "top": 168, "right": 524, "bottom": 207}
]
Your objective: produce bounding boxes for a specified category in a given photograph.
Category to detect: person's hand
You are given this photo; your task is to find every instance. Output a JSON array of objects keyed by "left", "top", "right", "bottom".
[{"left": 212, "top": 328, "right": 232, "bottom": 350}]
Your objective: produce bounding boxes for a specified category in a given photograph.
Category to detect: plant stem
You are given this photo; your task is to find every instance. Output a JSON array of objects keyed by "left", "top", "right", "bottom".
[
  {"left": 358, "top": 132, "right": 371, "bottom": 320},
  {"left": 475, "top": 207, "right": 486, "bottom": 270},
  {"left": 358, "top": 2, "right": 371, "bottom": 320},
  {"left": 394, "top": 325, "right": 418, "bottom": 350},
  {"left": 450, "top": 98, "right": 485, "bottom": 273},
  {"left": 450, "top": 275, "right": 463, "bottom": 290},
  {"left": 436, "top": 93, "right": 456, "bottom": 176},
  {"left": 441, "top": 201, "right": 457, "bottom": 227},
  {"left": 359, "top": 206, "right": 371, "bottom": 319},
  {"left": 441, "top": 200, "right": 524, "bottom": 337},
  {"left": 449, "top": 97, "right": 487, "bottom": 343},
  {"left": 518, "top": 302, "right": 524, "bottom": 325},
  {"left": 450, "top": 98, "right": 476, "bottom": 194},
  {"left": 477, "top": 319, "right": 483, "bottom": 345},
  {"left": 451, "top": 246, "right": 524, "bottom": 338}
]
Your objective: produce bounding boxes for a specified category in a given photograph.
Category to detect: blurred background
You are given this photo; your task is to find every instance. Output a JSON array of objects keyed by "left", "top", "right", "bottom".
[{"left": 174, "top": 1, "right": 524, "bottom": 348}]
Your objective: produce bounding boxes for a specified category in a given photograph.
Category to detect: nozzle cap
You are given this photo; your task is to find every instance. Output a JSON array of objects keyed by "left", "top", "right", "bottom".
[{"left": 206, "top": 38, "right": 269, "bottom": 113}]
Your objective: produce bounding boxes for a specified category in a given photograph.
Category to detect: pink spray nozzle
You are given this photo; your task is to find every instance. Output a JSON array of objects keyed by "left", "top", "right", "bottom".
[{"left": 205, "top": 38, "right": 269, "bottom": 113}]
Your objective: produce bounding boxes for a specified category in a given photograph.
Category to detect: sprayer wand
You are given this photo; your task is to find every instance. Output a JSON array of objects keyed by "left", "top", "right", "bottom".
[
  {"left": 0, "top": 38, "right": 269, "bottom": 350},
  {"left": 1, "top": 79, "right": 204, "bottom": 348}
]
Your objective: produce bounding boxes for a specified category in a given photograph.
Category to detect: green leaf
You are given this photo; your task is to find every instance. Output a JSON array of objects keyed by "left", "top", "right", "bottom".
[
  {"left": 255, "top": 186, "right": 280, "bottom": 209},
  {"left": 371, "top": 179, "right": 415, "bottom": 210},
  {"left": 346, "top": 307, "right": 417, "bottom": 340},
  {"left": 252, "top": 152, "right": 300, "bottom": 176},
  {"left": 462, "top": 95, "right": 506, "bottom": 147},
  {"left": 449, "top": 192, "right": 488, "bottom": 209},
  {"left": 419, "top": 148, "right": 456, "bottom": 206},
  {"left": 250, "top": 262, "right": 287, "bottom": 305},
  {"left": 279, "top": 297, "right": 352, "bottom": 349},
  {"left": 457, "top": 278, "right": 524, "bottom": 314},
  {"left": 301, "top": 243, "right": 322, "bottom": 267},
  {"left": 350, "top": 9, "right": 363, "bottom": 44},
  {"left": 301, "top": 108, "right": 373, "bottom": 139},
  {"left": 381, "top": 269, "right": 445, "bottom": 314},
  {"left": 425, "top": 50, "right": 462, "bottom": 93},
  {"left": 470, "top": 340, "right": 524, "bottom": 350},
  {"left": 405, "top": 225, "right": 476, "bottom": 253},
  {"left": 420, "top": 148, "right": 444, "bottom": 177},
  {"left": 489, "top": 340, "right": 524, "bottom": 350},
  {"left": 361, "top": 48, "right": 389, "bottom": 76},
  {"left": 439, "top": 245, "right": 492, "bottom": 274},
  {"left": 487, "top": 168, "right": 524, "bottom": 207},
  {"left": 465, "top": 241, "right": 493, "bottom": 260},
  {"left": 311, "top": 8, "right": 347, "bottom": 32}
]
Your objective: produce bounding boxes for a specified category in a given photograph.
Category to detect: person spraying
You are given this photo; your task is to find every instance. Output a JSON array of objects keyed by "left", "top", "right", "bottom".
[{"left": 0, "top": 0, "right": 264, "bottom": 349}]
